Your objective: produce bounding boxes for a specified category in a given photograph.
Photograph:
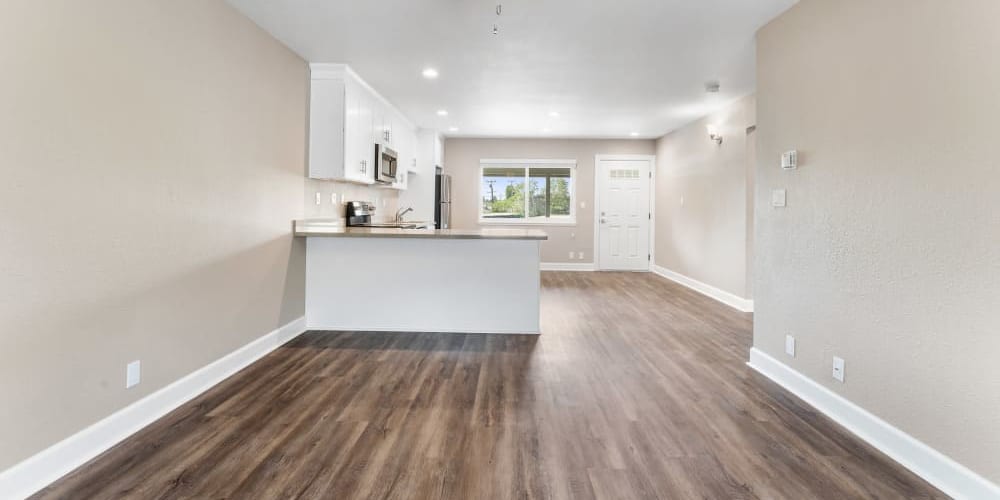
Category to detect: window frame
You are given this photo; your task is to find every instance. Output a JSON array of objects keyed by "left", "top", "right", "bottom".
[{"left": 478, "top": 159, "right": 577, "bottom": 226}]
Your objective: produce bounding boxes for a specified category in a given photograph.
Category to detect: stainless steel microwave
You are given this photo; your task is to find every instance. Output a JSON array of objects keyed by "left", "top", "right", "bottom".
[{"left": 375, "top": 144, "right": 397, "bottom": 183}]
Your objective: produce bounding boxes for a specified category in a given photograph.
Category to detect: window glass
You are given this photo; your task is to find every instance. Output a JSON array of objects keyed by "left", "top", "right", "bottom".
[
  {"left": 481, "top": 166, "right": 526, "bottom": 219},
  {"left": 528, "top": 167, "right": 572, "bottom": 218}
]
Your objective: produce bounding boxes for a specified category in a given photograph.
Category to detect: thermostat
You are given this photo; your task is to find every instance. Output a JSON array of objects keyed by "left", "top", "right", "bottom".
[{"left": 781, "top": 150, "right": 798, "bottom": 170}]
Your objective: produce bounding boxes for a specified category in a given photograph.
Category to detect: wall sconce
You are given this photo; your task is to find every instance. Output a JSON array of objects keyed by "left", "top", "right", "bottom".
[{"left": 707, "top": 124, "right": 723, "bottom": 145}]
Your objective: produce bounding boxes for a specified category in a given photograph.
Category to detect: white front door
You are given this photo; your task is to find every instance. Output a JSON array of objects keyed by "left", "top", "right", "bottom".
[{"left": 597, "top": 158, "right": 651, "bottom": 271}]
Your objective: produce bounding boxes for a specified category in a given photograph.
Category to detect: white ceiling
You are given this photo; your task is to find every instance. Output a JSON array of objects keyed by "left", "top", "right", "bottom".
[{"left": 226, "top": 0, "right": 796, "bottom": 139}]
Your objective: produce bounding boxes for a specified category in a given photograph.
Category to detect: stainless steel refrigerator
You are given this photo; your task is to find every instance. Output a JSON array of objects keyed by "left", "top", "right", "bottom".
[{"left": 434, "top": 173, "right": 451, "bottom": 229}]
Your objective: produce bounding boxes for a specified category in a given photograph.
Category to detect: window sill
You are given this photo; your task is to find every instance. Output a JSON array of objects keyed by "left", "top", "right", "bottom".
[{"left": 478, "top": 218, "right": 577, "bottom": 227}]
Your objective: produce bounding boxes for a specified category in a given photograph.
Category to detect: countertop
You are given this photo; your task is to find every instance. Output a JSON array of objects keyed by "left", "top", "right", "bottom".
[{"left": 293, "top": 220, "right": 548, "bottom": 240}]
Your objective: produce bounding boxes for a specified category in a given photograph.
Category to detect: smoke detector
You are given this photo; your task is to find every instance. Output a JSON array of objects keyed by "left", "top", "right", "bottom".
[{"left": 705, "top": 81, "right": 721, "bottom": 93}]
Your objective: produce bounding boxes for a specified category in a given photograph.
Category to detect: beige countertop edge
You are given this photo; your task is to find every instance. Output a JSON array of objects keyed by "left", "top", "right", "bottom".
[{"left": 293, "top": 222, "right": 548, "bottom": 241}]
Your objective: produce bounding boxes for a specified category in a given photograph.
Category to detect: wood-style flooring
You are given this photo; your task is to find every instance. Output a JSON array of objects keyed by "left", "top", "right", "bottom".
[{"left": 35, "top": 272, "right": 945, "bottom": 499}]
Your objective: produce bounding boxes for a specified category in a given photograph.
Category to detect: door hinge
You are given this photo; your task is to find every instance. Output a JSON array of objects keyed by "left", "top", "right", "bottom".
[
  {"left": 648, "top": 212, "right": 651, "bottom": 220},
  {"left": 649, "top": 172, "right": 652, "bottom": 179},
  {"left": 648, "top": 254, "right": 651, "bottom": 261}
]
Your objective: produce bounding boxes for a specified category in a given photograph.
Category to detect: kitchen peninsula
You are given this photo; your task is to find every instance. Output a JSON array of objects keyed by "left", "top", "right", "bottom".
[{"left": 295, "top": 220, "right": 547, "bottom": 334}]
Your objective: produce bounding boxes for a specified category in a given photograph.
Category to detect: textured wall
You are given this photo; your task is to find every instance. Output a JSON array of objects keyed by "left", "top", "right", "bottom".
[
  {"left": 444, "top": 138, "right": 655, "bottom": 264},
  {"left": 655, "top": 95, "right": 756, "bottom": 298},
  {"left": 0, "top": 0, "right": 308, "bottom": 470},
  {"left": 756, "top": 0, "right": 1000, "bottom": 483}
]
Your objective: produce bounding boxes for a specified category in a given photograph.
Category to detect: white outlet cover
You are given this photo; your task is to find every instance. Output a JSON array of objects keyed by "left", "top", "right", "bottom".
[
  {"left": 315, "top": 192, "right": 322, "bottom": 205},
  {"left": 772, "top": 189, "right": 787, "bottom": 207},
  {"left": 785, "top": 335, "right": 796, "bottom": 357},
  {"left": 568, "top": 251, "right": 575, "bottom": 259},
  {"left": 579, "top": 201, "right": 586, "bottom": 209},
  {"left": 331, "top": 193, "right": 338, "bottom": 204},
  {"left": 126, "top": 360, "right": 141, "bottom": 388},
  {"left": 578, "top": 252, "right": 585, "bottom": 260},
  {"left": 679, "top": 196, "right": 685, "bottom": 206},
  {"left": 832, "top": 356, "right": 845, "bottom": 382}
]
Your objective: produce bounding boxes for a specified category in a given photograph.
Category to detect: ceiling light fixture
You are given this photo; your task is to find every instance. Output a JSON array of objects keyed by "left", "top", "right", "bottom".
[
  {"left": 448, "top": 126, "right": 459, "bottom": 132},
  {"left": 548, "top": 111, "right": 560, "bottom": 118},
  {"left": 630, "top": 132, "right": 640, "bottom": 137},
  {"left": 542, "top": 128, "right": 552, "bottom": 133},
  {"left": 422, "top": 68, "right": 439, "bottom": 79},
  {"left": 436, "top": 109, "right": 449, "bottom": 116}
]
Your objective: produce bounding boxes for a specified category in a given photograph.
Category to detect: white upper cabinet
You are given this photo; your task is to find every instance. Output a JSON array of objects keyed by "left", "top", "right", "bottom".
[
  {"left": 416, "top": 129, "right": 444, "bottom": 177},
  {"left": 309, "top": 64, "right": 416, "bottom": 186}
]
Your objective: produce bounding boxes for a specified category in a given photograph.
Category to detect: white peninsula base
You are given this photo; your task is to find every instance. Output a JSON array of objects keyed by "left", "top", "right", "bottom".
[{"left": 301, "top": 226, "right": 546, "bottom": 334}]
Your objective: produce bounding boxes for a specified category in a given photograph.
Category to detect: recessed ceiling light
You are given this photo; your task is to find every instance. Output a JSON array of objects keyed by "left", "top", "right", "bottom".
[
  {"left": 548, "top": 111, "right": 560, "bottom": 118},
  {"left": 437, "top": 109, "right": 449, "bottom": 116},
  {"left": 542, "top": 128, "right": 552, "bottom": 133},
  {"left": 422, "top": 68, "right": 439, "bottom": 79},
  {"left": 448, "top": 126, "right": 459, "bottom": 132},
  {"left": 630, "top": 132, "right": 640, "bottom": 137}
]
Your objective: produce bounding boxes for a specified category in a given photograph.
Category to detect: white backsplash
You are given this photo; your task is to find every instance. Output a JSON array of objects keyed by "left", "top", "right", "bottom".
[{"left": 304, "top": 179, "right": 399, "bottom": 224}]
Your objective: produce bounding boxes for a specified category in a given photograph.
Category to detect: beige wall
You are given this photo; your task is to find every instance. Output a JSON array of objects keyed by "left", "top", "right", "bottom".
[
  {"left": 757, "top": 0, "right": 1000, "bottom": 483},
  {"left": 0, "top": 0, "right": 308, "bottom": 471},
  {"left": 654, "top": 95, "right": 755, "bottom": 298},
  {"left": 444, "top": 138, "right": 655, "bottom": 264}
]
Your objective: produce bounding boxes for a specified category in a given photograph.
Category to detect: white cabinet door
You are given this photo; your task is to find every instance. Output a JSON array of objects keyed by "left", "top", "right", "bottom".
[
  {"left": 343, "top": 80, "right": 362, "bottom": 181},
  {"left": 357, "top": 91, "right": 374, "bottom": 183},
  {"left": 308, "top": 78, "right": 346, "bottom": 180}
]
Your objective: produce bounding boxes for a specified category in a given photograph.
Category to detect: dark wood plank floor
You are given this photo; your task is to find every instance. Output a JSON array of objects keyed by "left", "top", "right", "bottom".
[{"left": 35, "top": 272, "right": 945, "bottom": 499}]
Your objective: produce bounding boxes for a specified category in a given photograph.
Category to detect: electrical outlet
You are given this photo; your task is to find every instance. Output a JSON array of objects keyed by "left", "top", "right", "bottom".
[
  {"left": 578, "top": 252, "right": 585, "bottom": 260},
  {"left": 568, "top": 251, "right": 575, "bottom": 259},
  {"left": 126, "top": 360, "right": 141, "bottom": 389},
  {"left": 314, "top": 192, "right": 322, "bottom": 205},
  {"left": 832, "top": 356, "right": 845, "bottom": 382},
  {"left": 785, "top": 335, "right": 796, "bottom": 357},
  {"left": 579, "top": 201, "right": 586, "bottom": 209},
  {"left": 331, "top": 193, "right": 338, "bottom": 205}
]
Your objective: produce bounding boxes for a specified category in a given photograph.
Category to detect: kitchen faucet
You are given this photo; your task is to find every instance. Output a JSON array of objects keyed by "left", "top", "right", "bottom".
[{"left": 395, "top": 206, "right": 414, "bottom": 223}]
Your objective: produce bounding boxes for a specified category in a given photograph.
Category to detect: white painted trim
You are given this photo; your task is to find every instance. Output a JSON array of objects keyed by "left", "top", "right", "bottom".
[
  {"left": 651, "top": 264, "right": 753, "bottom": 312},
  {"left": 593, "top": 154, "right": 656, "bottom": 272},
  {"left": 748, "top": 348, "right": 1000, "bottom": 500},
  {"left": 0, "top": 317, "right": 308, "bottom": 500},
  {"left": 540, "top": 262, "right": 596, "bottom": 271},
  {"left": 480, "top": 158, "right": 577, "bottom": 165}
]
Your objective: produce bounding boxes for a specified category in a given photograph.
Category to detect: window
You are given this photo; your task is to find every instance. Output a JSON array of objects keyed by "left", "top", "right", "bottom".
[{"left": 479, "top": 160, "right": 576, "bottom": 224}]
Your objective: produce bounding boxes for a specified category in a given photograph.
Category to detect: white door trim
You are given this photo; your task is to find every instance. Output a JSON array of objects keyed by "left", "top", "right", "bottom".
[{"left": 593, "top": 154, "right": 656, "bottom": 271}]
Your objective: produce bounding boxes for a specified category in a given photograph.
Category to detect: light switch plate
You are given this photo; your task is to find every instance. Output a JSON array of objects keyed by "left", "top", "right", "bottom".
[
  {"left": 126, "top": 360, "right": 141, "bottom": 389},
  {"left": 785, "top": 335, "right": 796, "bottom": 357},
  {"left": 772, "top": 189, "right": 787, "bottom": 207},
  {"left": 315, "top": 192, "right": 322, "bottom": 205},
  {"left": 832, "top": 356, "right": 845, "bottom": 382}
]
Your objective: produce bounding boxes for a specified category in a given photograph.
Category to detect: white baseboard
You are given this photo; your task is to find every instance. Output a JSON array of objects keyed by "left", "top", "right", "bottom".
[
  {"left": 541, "top": 262, "right": 595, "bottom": 271},
  {"left": 0, "top": 316, "right": 308, "bottom": 500},
  {"left": 748, "top": 348, "right": 1000, "bottom": 500},
  {"left": 651, "top": 264, "right": 753, "bottom": 312}
]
